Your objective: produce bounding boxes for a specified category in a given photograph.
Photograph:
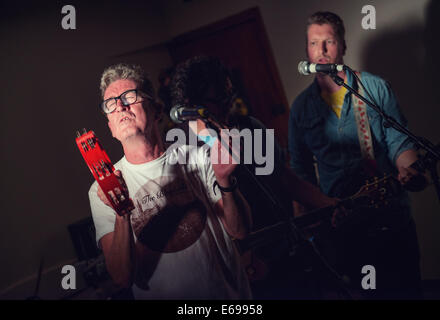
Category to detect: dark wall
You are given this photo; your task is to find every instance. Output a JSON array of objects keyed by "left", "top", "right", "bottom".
[{"left": 361, "top": 0, "right": 440, "bottom": 277}]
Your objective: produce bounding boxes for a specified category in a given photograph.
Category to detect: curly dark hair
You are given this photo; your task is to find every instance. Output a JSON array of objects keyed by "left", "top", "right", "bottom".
[
  {"left": 170, "top": 55, "right": 236, "bottom": 110},
  {"left": 307, "top": 11, "right": 346, "bottom": 55}
]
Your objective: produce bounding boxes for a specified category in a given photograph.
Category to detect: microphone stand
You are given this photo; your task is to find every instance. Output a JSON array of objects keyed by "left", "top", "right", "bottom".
[
  {"left": 329, "top": 68, "right": 440, "bottom": 202},
  {"left": 199, "top": 112, "right": 355, "bottom": 300}
]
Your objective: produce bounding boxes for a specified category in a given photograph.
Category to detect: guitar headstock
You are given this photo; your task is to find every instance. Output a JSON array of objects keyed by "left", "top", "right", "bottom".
[
  {"left": 76, "top": 129, "right": 134, "bottom": 216},
  {"left": 294, "top": 173, "right": 404, "bottom": 233},
  {"left": 350, "top": 173, "right": 402, "bottom": 209}
]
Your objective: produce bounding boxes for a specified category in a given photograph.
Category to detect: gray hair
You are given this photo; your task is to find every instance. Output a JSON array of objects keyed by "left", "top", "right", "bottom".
[{"left": 99, "top": 63, "right": 155, "bottom": 99}]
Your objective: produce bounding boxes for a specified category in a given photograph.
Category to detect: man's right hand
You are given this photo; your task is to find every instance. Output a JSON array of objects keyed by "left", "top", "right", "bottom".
[{"left": 97, "top": 170, "right": 129, "bottom": 209}]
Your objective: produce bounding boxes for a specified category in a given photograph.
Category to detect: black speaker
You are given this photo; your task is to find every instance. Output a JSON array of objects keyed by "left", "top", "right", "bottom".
[{"left": 68, "top": 216, "right": 101, "bottom": 261}]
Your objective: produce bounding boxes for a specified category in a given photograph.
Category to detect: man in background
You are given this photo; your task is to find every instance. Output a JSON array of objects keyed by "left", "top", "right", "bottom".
[{"left": 289, "top": 11, "right": 427, "bottom": 299}]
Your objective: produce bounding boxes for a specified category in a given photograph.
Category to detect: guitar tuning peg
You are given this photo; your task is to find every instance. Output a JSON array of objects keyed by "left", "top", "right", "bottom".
[
  {"left": 82, "top": 128, "right": 87, "bottom": 135},
  {"left": 76, "top": 130, "right": 81, "bottom": 138}
]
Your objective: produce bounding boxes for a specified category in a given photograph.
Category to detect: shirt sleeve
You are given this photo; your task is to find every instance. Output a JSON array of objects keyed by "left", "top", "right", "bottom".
[
  {"left": 376, "top": 80, "right": 415, "bottom": 165},
  {"left": 288, "top": 101, "right": 318, "bottom": 186},
  {"left": 88, "top": 181, "right": 116, "bottom": 248}
]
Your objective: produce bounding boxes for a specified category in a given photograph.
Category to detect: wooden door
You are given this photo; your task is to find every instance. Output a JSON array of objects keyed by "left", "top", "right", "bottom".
[{"left": 168, "top": 7, "right": 289, "bottom": 148}]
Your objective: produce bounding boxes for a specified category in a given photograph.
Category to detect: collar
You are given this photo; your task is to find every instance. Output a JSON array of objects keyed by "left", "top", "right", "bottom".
[{"left": 309, "top": 70, "right": 360, "bottom": 97}]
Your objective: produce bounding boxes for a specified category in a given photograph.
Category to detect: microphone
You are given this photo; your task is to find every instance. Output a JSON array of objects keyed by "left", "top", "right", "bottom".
[
  {"left": 298, "top": 61, "right": 345, "bottom": 75},
  {"left": 169, "top": 105, "right": 210, "bottom": 124}
]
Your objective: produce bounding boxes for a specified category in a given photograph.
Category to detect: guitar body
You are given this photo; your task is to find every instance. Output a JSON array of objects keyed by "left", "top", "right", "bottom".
[
  {"left": 76, "top": 129, "right": 134, "bottom": 215},
  {"left": 235, "top": 218, "right": 293, "bottom": 279},
  {"left": 241, "top": 250, "right": 270, "bottom": 283}
]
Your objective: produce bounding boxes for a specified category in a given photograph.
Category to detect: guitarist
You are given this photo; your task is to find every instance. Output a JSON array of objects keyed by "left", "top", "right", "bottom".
[
  {"left": 170, "top": 55, "right": 341, "bottom": 299},
  {"left": 289, "top": 11, "right": 428, "bottom": 299}
]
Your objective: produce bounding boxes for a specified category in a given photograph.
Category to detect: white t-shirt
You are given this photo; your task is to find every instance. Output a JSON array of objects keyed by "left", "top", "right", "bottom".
[{"left": 88, "top": 145, "right": 251, "bottom": 300}]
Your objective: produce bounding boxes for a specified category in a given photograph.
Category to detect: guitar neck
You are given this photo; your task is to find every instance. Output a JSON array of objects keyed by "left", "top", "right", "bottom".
[
  {"left": 293, "top": 204, "right": 336, "bottom": 229},
  {"left": 293, "top": 173, "right": 401, "bottom": 230}
]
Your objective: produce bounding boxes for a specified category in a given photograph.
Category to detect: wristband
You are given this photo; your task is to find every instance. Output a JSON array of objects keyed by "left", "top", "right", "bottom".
[{"left": 213, "top": 176, "right": 238, "bottom": 195}]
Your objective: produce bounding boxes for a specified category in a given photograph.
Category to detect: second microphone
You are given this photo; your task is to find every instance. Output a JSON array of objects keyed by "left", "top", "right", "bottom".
[{"left": 170, "top": 105, "right": 211, "bottom": 124}]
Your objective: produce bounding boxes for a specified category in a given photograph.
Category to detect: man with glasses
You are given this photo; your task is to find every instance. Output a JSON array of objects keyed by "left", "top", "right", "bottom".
[{"left": 88, "top": 63, "right": 252, "bottom": 299}]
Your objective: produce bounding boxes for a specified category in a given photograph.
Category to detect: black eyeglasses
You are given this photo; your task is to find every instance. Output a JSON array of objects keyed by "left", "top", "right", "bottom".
[{"left": 100, "top": 89, "right": 151, "bottom": 114}]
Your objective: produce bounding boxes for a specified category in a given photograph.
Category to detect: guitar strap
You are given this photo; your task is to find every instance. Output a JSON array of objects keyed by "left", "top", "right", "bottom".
[{"left": 351, "top": 72, "right": 377, "bottom": 176}]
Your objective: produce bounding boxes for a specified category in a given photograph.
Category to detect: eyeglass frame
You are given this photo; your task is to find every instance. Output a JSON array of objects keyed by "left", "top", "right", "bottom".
[{"left": 100, "top": 89, "right": 152, "bottom": 115}]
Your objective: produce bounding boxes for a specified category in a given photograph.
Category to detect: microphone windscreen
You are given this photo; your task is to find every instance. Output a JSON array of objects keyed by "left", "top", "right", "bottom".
[
  {"left": 169, "top": 105, "right": 183, "bottom": 124},
  {"left": 298, "top": 61, "right": 310, "bottom": 75}
]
